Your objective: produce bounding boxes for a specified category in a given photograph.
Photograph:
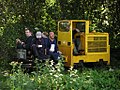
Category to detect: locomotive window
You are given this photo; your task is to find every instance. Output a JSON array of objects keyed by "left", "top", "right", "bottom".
[
  {"left": 59, "top": 21, "right": 70, "bottom": 32},
  {"left": 76, "top": 22, "right": 85, "bottom": 32}
]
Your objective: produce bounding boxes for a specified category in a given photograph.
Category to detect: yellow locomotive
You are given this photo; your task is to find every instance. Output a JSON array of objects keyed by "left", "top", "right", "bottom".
[{"left": 58, "top": 20, "right": 110, "bottom": 67}]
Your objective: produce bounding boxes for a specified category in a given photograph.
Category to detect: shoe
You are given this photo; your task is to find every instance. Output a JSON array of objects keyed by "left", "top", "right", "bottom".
[{"left": 57, "top": 56, "right": 61, "bottom": 60}]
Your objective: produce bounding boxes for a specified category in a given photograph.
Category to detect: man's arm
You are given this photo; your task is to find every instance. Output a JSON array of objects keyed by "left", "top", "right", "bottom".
[
  {"left": 23, "top": 36, "right": 35, "bottom": 50},
  {"left": 55, "top": 39, "right": 59, "bottom": 52}
]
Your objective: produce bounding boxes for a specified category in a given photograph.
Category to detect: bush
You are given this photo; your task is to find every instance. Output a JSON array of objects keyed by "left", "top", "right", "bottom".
[{"left": 0, "top": 60, "right": 119, "bottom": 90}]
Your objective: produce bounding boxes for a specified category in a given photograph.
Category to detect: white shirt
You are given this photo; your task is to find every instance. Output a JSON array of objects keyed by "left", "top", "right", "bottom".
[{"left": 49, "top": 44, "right": 55, "bottom": 52}]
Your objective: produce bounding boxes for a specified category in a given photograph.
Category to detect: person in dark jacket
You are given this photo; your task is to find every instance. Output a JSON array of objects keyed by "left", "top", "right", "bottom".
[
  {"left": 72, "top": 28, "right": 80, "bottom": 55},
  {"left": 47, "top": 32, "right": 61, "bottom": 62},
  {"left": 72, "top": 28, "right": 84, "bottom": 55},
  {"left": 32, "top": 31, "right": 49, "bottom": 60},
  {"left": 16, "top": 28, "right": 35, "bottom": 56}
]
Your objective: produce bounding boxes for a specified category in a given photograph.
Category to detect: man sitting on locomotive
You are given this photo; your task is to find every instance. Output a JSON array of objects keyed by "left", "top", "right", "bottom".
[
  {"left": 47, "top": 32, "right": 61, "bottom": 63},
  {"left": 72, "top": 28, "right": 84, "bottom": 55},
  {"left": 16, "top": 28, "right": 35, "bottom": 56},
  {"left": 32, "top": 31, "right": 49, "bottom": 60}
]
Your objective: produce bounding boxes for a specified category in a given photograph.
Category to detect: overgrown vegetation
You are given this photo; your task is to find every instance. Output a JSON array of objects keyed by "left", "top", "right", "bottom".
[
  {"left": 0, "top": 60, "right": 120, "bottom": 90},
  {"left": 0, "top": 0, "right": 120, "bottom": 62},
  {"left": 0, "top": 0, "right": 120, "bottom": 89}
]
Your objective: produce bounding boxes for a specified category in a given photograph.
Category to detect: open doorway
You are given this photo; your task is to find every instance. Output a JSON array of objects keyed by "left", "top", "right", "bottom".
[{"left": 72, "top": 22, "right": 85, "bottom": 55}]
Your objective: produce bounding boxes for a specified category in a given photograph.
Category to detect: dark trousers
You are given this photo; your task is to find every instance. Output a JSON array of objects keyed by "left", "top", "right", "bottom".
[
  {"left": 73, "top": 38, "right": 81, "bottom": 54},
  {"left": 32, "top": 45, "right": 49, "bottom": 60},
  {"left": 49, "top": 52, "right": 60, "bottom": 60}
]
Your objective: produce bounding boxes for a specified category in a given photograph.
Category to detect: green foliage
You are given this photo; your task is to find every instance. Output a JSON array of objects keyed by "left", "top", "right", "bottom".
[
  {"left": 0, "top": 0, "right": 120, "bottom": 74},
  {"left": 0, "top": 0, "right": 120, "bottom": 89},
  {"left": 0, "top": 60, "right": 119, "bottom": 90}
]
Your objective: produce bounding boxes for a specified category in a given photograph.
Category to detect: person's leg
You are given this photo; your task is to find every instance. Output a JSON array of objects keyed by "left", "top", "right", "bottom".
[
  {"left": 32, "top": 45, "right": 40, "bottom": 58},
  {"left": 52, "top": 52, "right": 60, "bottom": 64},
  {"left": 49, "top": 52, "right": 59, "bottom": 60},
  {"left": 53, "top": 53, "right": 60, "bottom": 60},
  {"left": 73, "top": 39, "right": 79, "bottom": 55},
  {"left": 76, "top": 38, "right": 81, "bottom": 51}
]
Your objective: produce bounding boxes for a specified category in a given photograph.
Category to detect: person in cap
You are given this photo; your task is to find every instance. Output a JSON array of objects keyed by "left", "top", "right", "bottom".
[{"left": 32, "top": 31, "right": 48, "bottom": 60}]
